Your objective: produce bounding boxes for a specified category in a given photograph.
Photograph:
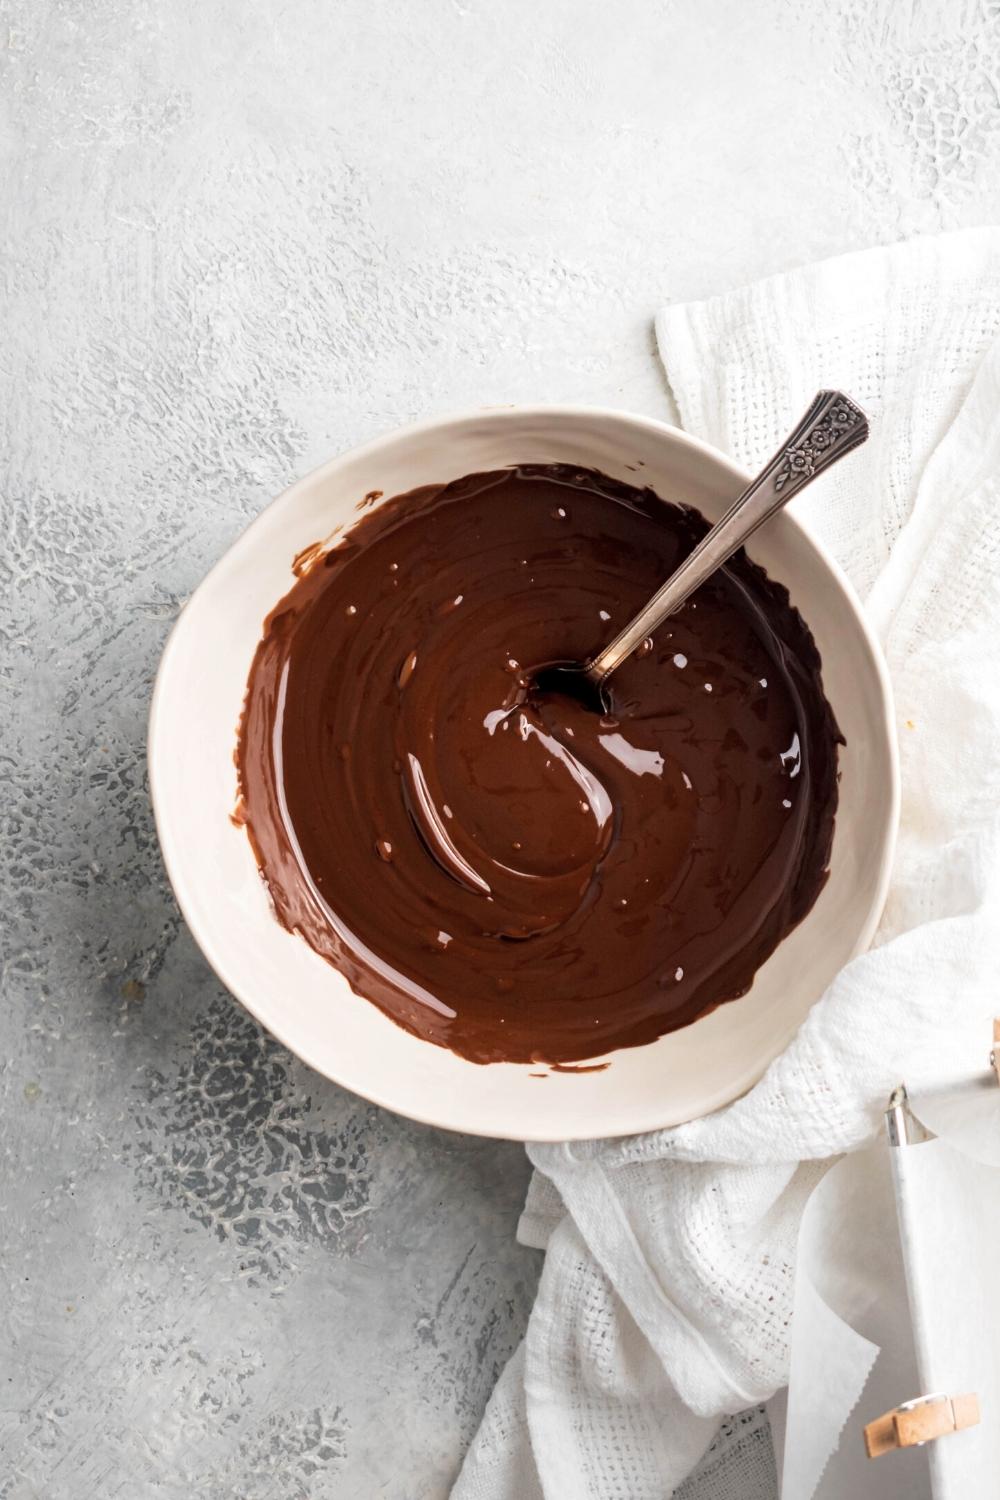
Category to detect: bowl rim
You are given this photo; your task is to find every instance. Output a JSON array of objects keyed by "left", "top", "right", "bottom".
[{"left": 148, "top": 403, "right": 901, "bottom": 1139}]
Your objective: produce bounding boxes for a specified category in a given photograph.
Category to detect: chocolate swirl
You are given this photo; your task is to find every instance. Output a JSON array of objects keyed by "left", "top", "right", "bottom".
[{"left": 235, "top": 465, "right": 840, "bottom": 1065}]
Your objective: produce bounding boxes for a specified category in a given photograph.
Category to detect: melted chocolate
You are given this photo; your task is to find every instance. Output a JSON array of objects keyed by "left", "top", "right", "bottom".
[{"left": 235, "top": 465, "right": 840, "bottom": 1065}]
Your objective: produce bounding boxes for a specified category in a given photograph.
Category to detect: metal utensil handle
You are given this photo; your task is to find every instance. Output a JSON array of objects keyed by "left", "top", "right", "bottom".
[{"left": 588, "top": 390, "right": 869, "bottom": 683}]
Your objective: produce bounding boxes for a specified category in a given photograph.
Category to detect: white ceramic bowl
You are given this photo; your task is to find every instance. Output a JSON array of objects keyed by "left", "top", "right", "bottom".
[{"left": 149, "top": 407, "right": 899, "bottom": 1141}]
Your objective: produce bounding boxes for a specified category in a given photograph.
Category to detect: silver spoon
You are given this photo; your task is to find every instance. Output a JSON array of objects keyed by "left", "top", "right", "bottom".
[{"left": 536, "top": 389, "right": 869, "bottom": 706}]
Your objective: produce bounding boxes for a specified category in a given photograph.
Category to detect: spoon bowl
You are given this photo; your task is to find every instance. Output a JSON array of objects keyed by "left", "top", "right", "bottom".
[{"left": 529, "top": 660, "right": 610, "bottom": 715}]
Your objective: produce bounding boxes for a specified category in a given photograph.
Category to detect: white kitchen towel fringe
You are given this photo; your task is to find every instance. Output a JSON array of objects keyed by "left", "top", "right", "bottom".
[{"left": 451, "top": 227, "right": 1000, "bottom": 1500}]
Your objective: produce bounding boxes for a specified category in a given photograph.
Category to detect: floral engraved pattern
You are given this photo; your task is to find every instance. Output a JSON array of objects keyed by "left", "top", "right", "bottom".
[{"left": 773, "top": 398, "right": 865, "bottom": 492}]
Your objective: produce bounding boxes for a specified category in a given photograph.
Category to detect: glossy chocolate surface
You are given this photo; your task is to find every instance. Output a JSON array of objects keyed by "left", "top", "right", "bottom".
[{"left": 235, "top": 465, "right": 840, "bottom": 1064}]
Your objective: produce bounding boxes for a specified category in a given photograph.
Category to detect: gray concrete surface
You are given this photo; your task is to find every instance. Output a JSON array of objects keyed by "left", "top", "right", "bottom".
[{"left": 4, "top": 1, "right": 1000, "bottom": 1495}]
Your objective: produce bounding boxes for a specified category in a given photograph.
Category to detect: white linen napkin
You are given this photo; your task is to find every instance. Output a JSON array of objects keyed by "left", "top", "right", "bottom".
[{"left": 452, "top": 228, "right": 1000, "bottom": 1500}]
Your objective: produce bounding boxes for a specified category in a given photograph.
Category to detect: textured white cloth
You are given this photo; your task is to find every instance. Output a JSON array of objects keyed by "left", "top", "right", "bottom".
[{"left": 452, "top": 229, "right": 1000, "bottom": 1500}]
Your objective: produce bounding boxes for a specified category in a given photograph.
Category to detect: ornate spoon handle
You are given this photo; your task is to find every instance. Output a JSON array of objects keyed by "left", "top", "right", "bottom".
[{"left": 588, "top": 390, "right": 869, "bottom": 684}]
